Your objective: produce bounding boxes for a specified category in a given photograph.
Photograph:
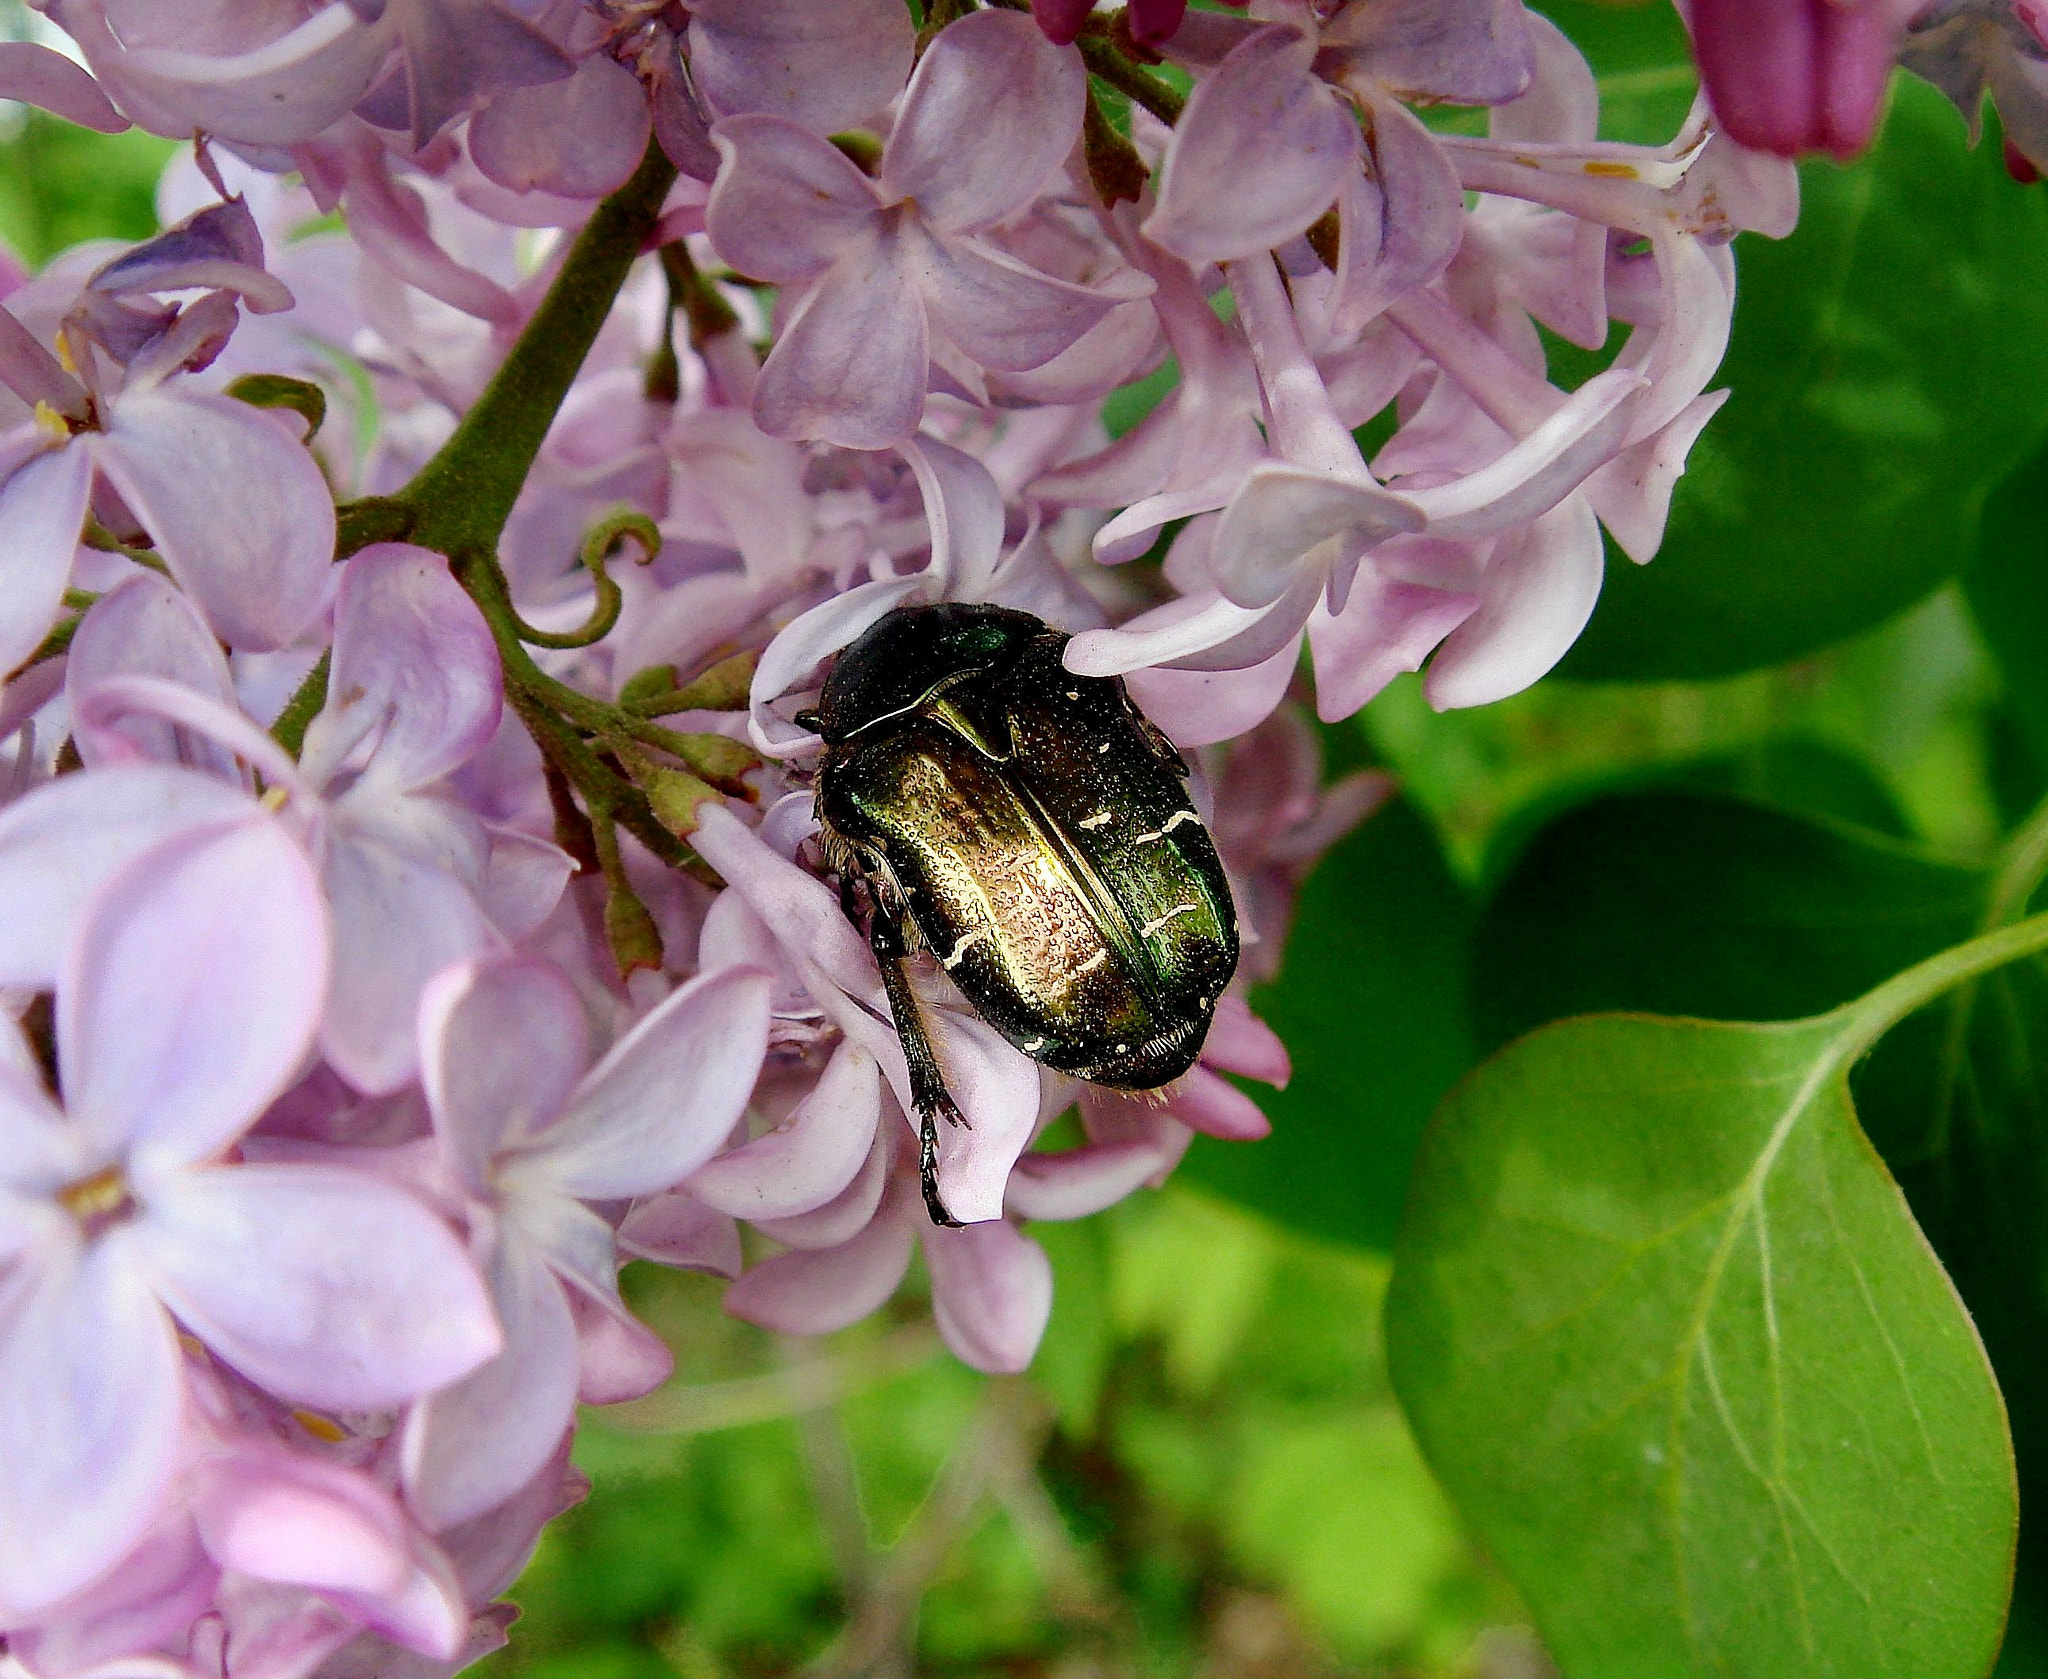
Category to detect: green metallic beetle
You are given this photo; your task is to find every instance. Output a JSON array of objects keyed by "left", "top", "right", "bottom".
[{"left": 804, "top": 602, "right": 1240, "bottom": 1226}]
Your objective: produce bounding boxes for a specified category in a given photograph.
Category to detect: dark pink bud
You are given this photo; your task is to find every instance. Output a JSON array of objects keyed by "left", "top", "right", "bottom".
[
  {"left": 1128, "top": 0, "right": 1190, "bottom": 47},
  {"left": 1029, "top": 0, "right": 1093, "bottom": 46},
  {"left": 1691, "top": 0, "right": 1906, "bottom": 161},
  {"left": 2006, "top": 135, "right": 2043, "bottom": 184}
]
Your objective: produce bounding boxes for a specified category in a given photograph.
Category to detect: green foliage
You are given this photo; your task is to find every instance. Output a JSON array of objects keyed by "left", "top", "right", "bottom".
[
  {"left": 1386, "top": 983, "right": 2019, "bottom": 1679},
  {"left": 0, "top": 107, "right": 173, "bottom": 264},
  {"left": 1184, "top": 799, "right": 1476, "bottom": 1252}
]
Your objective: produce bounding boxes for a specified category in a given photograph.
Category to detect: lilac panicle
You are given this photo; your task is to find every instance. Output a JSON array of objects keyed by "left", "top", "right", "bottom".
[{"left": 0, "top": 0, "right": 1802, "bottom": 1664}]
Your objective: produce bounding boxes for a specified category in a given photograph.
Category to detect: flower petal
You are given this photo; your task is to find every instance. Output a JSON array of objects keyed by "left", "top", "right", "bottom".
[
  {"left": 60, "top": 819, "right": 327, "bottom": 1169},
  {"left": 195, "top": 1444, "right": 412, "bottom": 1596},
  {"left": 752, "top": 238, "right": 930, "bottom": 449},
  {"left": 724, "top": 1184, "right": 916, "bottom": 1335},
  {"left": 1005, "top": 1138, "right": 1174, "bottom": 1221},
  {"left": 1424, "top": 494, "right": 1604, "bottom": 709},
  {"left": 92, "top": 389, "right": 332, "bottom": 652},
  {"left": 911, "top": 225, "right": 1146, "bottom": 376},
  {"left": 301, "top": 545, "right": 502, "bottom": 796},
  {"left": 689, "top": 0, "right": 913, "bottom": 133},
  {"left": 1124, "top": 640, "right": 1297, "bottom": 748},
  {"left": 419, "top": 956, "right": 590, "bottom": 1195},
  {"left": 882, "top": 9, "right": 1085, "bottom": 235},
  {"left": 619, "top": 1189, "right": 742, "bottom": 1277},
  {"left": 1145, "top": 27, "right": 1358, "bottom": 264},
  {"left": 0, "top": 40, "right": 127, "bottom": 132},
  {"left": 902, "top": 434, "right": 1005, "bottom": 596},
  {"left": 143, "top": 1162, "right": 500, "bottom": 1411},
  {"left": 687, "top": 1037, "right": 881, "bottom": 1221},
  {"left": 0, "top": 762, "right": 255, "bottom": 988},
  {"left": 399, "top": 1231, "right": 577, "bottom": 1533},
  {"left": 0, "top": 441, "right": 89, "bottom": 678},
  {"left": 537, "top": 965, "right": 774, "bottom": 1200},
  {"left": 1212, "top": 462, "right": 1426, "bottom": 609},
  {"left": 746, "top": 575, "right": 926, "bottom": 757},
  {"left": 0, "top": 1237, "right": 183, "bottom": 1612},
  {"left": 68, "top": 574, "right": 240, "bottom": 779},
  {"left": 1306, "top": 564, "right": 1477, "bottom": 720},
  {"left": 470, "top": 54, "right": 651, "bottom": 201},
  {"left": 923, "top": 1220, "right": 1052, "bottom": 1373},
  {"left": 320, "top": 825, "right": 497, "bottom": 1098},
  {"left": 924, "top": 1005, "right": 1045, "bottom": 1226},
  {"left": 752, "top": 1128, "right": 891, "bottom": 1250},
  {"left": 705, "top": 114, "right": 883, "bottom": 284},
  {"left": 1585, "top": 388, "right": 1729, "bottom": 564}
]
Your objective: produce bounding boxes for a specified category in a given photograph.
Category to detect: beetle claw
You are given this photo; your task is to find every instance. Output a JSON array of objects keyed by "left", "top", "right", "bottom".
[{"left": 919, "top": 1112, "right": 964, "bottom": 1227}]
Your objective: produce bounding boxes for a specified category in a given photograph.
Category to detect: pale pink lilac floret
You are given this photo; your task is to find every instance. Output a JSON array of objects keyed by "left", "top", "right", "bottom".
[{"left": 0, "top": 0, "right": 1817, "bottom": 1671}]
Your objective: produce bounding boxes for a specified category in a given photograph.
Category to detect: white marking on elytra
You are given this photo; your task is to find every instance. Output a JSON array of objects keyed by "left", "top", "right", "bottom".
[
  {"left": 1135, "top": 809, "right": 1200, "bottom": 845},
  {"left": 1138, "top": 902, "right": 1201, "bottom": 938},
  {"left": 1115, "top": 1042, "right": 1129, "bottom": 1054},
  {"left": 1065, "top": 691, "right": 1080, "bottom": 700},
  {"left": 1097, "top": 741, "right": 1112, "bottom": 754},
  {"left": 939, "top": 927, "right": 990, "bottom": 970},
  {"left": 1074, "top": 949, "right": 1109, "bottom": 976},
  {"left": 1023, "top": 1036, "right": 1046, "bottom": 1052},
  {"left": 1078, "top": 810, "right": 1113, "bottom": 830}
]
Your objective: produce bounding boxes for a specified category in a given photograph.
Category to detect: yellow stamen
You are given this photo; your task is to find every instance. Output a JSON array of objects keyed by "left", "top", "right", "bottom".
[
  {"left": 259, "top": 784, "right": 290, "bottom": 813},
  {"left": 293, "top": 1408, "right": 350, "bottom": 1444},
  {"left": 56, "top": 1164, "right": 130, "bottom": 1221},
  {"left": 1583, "top": 160, "right": 1640, "bottom": 179},
  {"left": 54, "top": 332, "right": 78, "bottom": 377},
  {"left": 32, "top": 400, "right": 70, "bottom": 443}
]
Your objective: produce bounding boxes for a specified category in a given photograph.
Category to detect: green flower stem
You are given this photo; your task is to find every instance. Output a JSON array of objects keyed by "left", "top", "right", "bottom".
[
  {"left": 271, "top": 649, "right": 332, "bottom": 756},
  {"left": 399, "top": 140, "right": 678, "bottom": 559}
]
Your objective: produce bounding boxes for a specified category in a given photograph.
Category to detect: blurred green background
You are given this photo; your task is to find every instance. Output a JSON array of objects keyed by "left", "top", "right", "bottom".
[{"left": 12, "top": 0, "right": 2048, "bottom": 1670}]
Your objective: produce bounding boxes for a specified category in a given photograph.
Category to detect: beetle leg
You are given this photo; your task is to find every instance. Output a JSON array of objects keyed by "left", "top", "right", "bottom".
[{"left": 867, "top": 898, "right": 971, "bottom": 1229}]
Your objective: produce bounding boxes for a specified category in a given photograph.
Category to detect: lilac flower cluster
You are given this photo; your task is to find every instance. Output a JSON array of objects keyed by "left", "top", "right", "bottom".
[{"left": 0, "top": 1, "right": 1791, "bottom": 1672}]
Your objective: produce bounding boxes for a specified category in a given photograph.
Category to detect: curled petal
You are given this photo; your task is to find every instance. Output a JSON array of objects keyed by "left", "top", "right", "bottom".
[
  {"left": 537, "top": 966, "right": 775, "bottom": 1200},
  {"left": 393, "top": 0, "right": 573, "bottom": 149},
  {"left": 87, "top": 197, "right": 291, "bottom": 317},
  {"left": 1211, "top": 463, "right": 1426, "bottom": 609},
  {"left": 725, "top": 1184, "right": 916, "bottom": 1334},
  {"left": 688, "top": 1038, "right": 881, "bottom": 1221},
  {"left": 706, "top": 115, "right": 883, "bottom": 284},
  {"left": 923, "top": 1219, "right": 1053, "bottom": 1373},
  {"left": 0, "top": 762, "right": 255, "bottom": 988},
  {"left": 902, "top": 434, "right": 1005, "bottom": 597},
  {"left": 0, "top": 1238, "right": 183, "bottom": 1612},
  {"left": 87, "top": 6, "right": 391, "bottom": 146},
  {"left": 1425, "top": 493, "right": 1604, "bottom": 710},
  {"left": 1491, "top": 10, "right": 1598, "bottom": 145},
  {"left": 340, "top": 146, "right": 520, "bottom": 325},
  {"left": 92, "top": 389, "right": 332, "bottom": 652},
  {"left": 1145, "top": 27, "right": 1358, "bottom": 264},
  {"left": 1067, "top": 564, "right": 1326, "bottom": 677},
  {"left": 752, "top": 238, "right": 929, "bottom": 450},
  {"left": 0, "top": 40, "right": 127, "bottom": 132},
  {"left": 1331, "top": 97, "right": 1466, "bottom": 334},
  {"left": 1400, "top": 367, "right": 1645, "bottom": 538},
  {"left": 917, "top": 1007, "right": 1045, "bottom": 1227},
  {"left": 1586, "top": 388, "right": 1729, "bottom": 564},
  {"left": 883, "top": 9, "right": 1086, "bottom": 235},
  {"left": 62, "top": 820, "right": 326, "bottom": 1169},
  {"left": 143, "top": 1162, "right": 500, "bottom": 1411},
  {"left": 0, "top": 441, "right": 89, "bottom": 679},
  {"left": 689, "top": 0, "right": 913, "bottom": 133},
  {"left": 747, "top": 575, "right": 926, "bottom": 756},
  {"left": 302, "top": 545, "right": 502, "bottom": 795},
  {"left": 470, "top": 54, "right": 651, "bottom": 201},
  {"left": 400, "top": 1233, "right": 577, "bottom": 1534}
]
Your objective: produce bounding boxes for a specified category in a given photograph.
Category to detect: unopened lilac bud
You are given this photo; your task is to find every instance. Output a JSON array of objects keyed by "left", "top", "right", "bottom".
[{"left": 1690, "top": 0, "right": 1910, "bottom": 161}]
